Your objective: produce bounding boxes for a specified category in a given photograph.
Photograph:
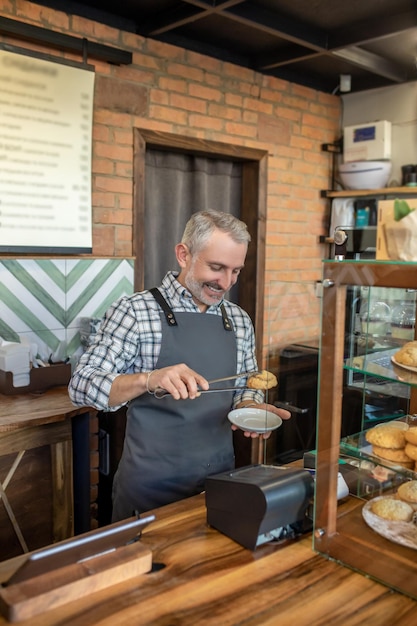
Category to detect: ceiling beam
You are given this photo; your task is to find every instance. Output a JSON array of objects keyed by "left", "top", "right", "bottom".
[
  {"left": 140, "top": 0, "right": 244, "bottom": 36},
  {"left": 328, "top": 9, "right": 417, "bottom": 49},
  {"left": 225, "top": 2, "right": 328, "bottom": 51},
  {"left": 332, "top": 46, "right": 407, "bottom": 82},
  {"left": 257, "top": 46, "right": 323, "bottom": 71}
]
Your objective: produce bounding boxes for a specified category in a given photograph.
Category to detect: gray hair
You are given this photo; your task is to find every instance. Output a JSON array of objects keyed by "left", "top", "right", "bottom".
[{"left": 181, "top": 210, "right": 251, "bottom": 254}]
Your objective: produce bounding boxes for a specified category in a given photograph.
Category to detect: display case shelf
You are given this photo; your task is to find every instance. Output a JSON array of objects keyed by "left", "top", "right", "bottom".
[
  {"left": 339, "top": 417, "right": 417, "bottom": 482},
  {"left": 344, "top": 347, "right": 417, "bottom": 386}
]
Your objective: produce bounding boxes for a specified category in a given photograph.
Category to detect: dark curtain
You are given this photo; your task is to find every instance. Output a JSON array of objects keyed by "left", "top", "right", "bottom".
[{"left": 144, "top": 149, "right": 242, "bottom": 301}]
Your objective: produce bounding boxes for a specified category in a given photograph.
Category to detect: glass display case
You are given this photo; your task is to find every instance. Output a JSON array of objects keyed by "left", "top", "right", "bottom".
[
  {"left": 263, "top": 280, "right": 321, "bottom": 465},
  {"left": 314, "top": 260, "right": 417, "bottom": 600}
]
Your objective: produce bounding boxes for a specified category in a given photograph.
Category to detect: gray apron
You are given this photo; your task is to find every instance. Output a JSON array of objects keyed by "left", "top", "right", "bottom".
[{"left": 112, "top": 289, "right": 237, "bottom": 521}]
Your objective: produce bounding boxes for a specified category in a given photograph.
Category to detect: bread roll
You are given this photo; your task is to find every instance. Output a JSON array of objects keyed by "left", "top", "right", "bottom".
[
  {"left": 394, "top": 341, "right": 417, "bottom": 367},
  {"left": 371, "top": 498, "right": 414, "bottom": 522},
  {"left": 405, "top": 443, "right": 417, "bottom": 461},
  {"left": 397, "top": 480, "right": 417, "bottom": 506},
  {"left": 405, "top": 426, "right": 417, "bottom": 446},
  {"left": 247, "top": 370, "right": 277, "bottom": 390},
  {"left": 372, "top": 445, "right": 414, "bottom": 465},
  {"left": 365, "top": 426, "right": 407, "bottom": 449}
]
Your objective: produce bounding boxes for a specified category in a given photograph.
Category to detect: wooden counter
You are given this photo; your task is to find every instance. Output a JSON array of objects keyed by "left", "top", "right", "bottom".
[
  {"left": 0, "top": 386, "right": 88, "bottom": 432},
  {"left": 0, "top": 493, "right": 415, "bottom": 625},
  {"left": 0, "top": 387, "right": 95, "bottom": 559}
]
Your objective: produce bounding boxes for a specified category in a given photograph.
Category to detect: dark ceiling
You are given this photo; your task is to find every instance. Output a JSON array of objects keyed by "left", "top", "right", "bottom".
[{"left": 30, "top": 0, "right": 417, "bottom": 94}]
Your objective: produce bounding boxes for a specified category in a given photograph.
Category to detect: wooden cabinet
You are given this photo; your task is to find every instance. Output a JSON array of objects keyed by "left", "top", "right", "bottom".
[
  {"left": 0, "top": 388, "right": 96, "bottom": 560},
  {"left": 314, "top": 260, "right": 417, "bottom": 599}
]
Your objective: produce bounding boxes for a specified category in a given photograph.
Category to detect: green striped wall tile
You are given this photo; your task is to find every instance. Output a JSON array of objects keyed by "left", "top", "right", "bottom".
[{"left": 0, "top": 258, "right": 134, "bottom": 364}]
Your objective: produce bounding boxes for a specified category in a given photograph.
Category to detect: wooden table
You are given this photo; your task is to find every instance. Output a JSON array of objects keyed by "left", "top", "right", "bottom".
[
  {"left": 0, "top": 387, "right": 94, "bottom": 559},
  {"left": 0, "top": 493, "right": 416, "bottom": 625}
]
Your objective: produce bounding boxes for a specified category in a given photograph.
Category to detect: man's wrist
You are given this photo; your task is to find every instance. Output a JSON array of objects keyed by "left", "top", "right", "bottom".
[
  {"left": 145, "top": 370, "right": 158, "bottom": 394},
  {"left": 236, "top": 400, "right": 259, "bottom": 409}
]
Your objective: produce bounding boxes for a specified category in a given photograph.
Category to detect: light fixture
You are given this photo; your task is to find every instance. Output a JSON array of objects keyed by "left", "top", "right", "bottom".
[{"left": 340, "top": 74, "right": 351, "bottom": 93}]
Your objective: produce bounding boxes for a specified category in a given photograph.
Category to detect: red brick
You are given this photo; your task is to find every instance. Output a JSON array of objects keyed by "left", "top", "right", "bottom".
[{"left": 95, "top": 75, "right": 148, "bottom": 116}]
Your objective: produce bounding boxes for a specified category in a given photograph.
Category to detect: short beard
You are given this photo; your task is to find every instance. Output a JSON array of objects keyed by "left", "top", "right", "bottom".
[{"left": 185, "top": 274, "right": 223, "bottom": 307}]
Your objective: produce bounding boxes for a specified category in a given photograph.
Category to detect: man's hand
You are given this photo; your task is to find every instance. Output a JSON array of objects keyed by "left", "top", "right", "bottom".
[{"left": 145, "top": 364, "right": 209, "bottom": 400}]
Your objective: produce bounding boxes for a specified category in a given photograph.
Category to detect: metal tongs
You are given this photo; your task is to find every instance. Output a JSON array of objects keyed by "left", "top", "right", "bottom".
[{"left": 154, "top": 370, "right": 258, "bottom": 399}]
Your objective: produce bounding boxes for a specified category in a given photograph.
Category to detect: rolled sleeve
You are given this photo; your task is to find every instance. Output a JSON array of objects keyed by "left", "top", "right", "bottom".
[
  {"left": 68, "top": 296, "right": 144, "bottom": 411},
  {"left": 69, "top": 367, "right": 120, "bottom": 411}
]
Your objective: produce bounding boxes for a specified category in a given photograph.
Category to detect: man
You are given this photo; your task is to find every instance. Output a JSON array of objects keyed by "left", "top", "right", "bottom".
[{"left": 69, "top": 210, "right": 290, "bottom": 520}]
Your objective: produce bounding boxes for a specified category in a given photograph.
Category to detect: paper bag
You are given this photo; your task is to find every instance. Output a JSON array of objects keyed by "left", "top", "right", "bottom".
[
  {"left": 377, "top": 199, "right": 417, "bottom": 261},
  {"left": 383, "top": 210, "right": 417, "bottom": 261}
]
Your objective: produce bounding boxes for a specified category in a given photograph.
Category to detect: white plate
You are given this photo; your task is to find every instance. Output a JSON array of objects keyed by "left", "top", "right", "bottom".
[
  {"left": 227, "top": 408, "right": 282, "bottom": 433},
  {"left": 391, "top": 355, "right": 417, "bottom": 373},
  {"left": 362, "top": 496, "right": 417, "bottom": 551}
]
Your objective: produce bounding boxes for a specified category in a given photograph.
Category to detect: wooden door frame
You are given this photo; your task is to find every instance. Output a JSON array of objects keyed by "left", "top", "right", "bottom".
[{"left": 133, "top": 128, "right": 268, "bottom": 362}]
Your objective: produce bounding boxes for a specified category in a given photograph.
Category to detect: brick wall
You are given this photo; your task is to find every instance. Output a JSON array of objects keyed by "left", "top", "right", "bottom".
[{"left": 0, "top": 0, "right": 340, "bottom": 276}]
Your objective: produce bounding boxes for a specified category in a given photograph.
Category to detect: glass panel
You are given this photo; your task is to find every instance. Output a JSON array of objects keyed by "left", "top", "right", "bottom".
[
  {"left": 313, "top": 261, "right": 417, "bottom": 601},
  {"left": 340, "top": 284, "right": 417, "bottom": 490},
  {"left": 266, "top": 281, "right": 321, "bottom": 465}
]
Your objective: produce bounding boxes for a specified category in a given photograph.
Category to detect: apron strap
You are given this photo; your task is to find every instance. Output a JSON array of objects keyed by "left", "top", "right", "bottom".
[
  {"left": 150, "top": 287, "right": 233, "bottom": 331},
  {"left": 220, "top": 304, "right": 233, "bottom": 331},
  {"left": 150, "top": 287, "right": 177, "bottom": 326}
]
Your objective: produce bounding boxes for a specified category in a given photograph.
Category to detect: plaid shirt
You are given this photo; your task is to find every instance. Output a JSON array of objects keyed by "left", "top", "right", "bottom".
[{"left": 69, "top": 271, "right": 263, "bottom": 410}]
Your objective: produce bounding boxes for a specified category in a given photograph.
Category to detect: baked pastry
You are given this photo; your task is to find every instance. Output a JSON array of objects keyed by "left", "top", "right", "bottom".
[
  {"left": 397, "top": 480, "right": 417, "bottom": 509},
  {"left": 357, "top": 335, "right": 375, "bottom": 349},
  {"left": 405, "top": 426, "right": 417, "bottom": 446},
  {"left": 371, "top": 498, "right": 414, "bottom": 522},
  {"left": 405, "top": 443, "right": 417, "bottom": 461},
  {"left": 247, "top": 370, "right": 277, "bottom": 390},
  {"left": 394, "top": 341, "right": 417, "bottom": 367},
  {"left": 365, "top": 426, "right": 407, "bottom": 450},
  {"left": 372, "top": 445, "right": 414, "bottom": 465}
]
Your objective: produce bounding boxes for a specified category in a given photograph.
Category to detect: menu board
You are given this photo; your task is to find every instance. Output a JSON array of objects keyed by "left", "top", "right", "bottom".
[{"left": 0, "top": 49, "right": 94, "bottom": 253}]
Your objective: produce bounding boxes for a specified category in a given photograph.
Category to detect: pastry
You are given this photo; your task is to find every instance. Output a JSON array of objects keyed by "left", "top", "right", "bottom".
[
  {"left": 371, "top": 497, "right": 414, "bottom": 522},
  {"left": 365, "top": 426, "right": 407, "bottom": 449},
  {"left": 394, "top": 341, "right": 417, "bottom": 367},
  {"left": 405, "top": 443, "right": 417, "bottom": 461},
  {"left": 372, "top": 445, "right": 414, "bottom": 465},
  {"left": 247, "top": 370, "right": 277, "bottom": 390},
  {"left": 397, "top": 480, "right": 417, "bottom": 509},
  {"left": 405, "top": 426, "right": 417, "bottom": 446},
  {"left": 357, "top": 335, "right": 375, "bottom": 349}
]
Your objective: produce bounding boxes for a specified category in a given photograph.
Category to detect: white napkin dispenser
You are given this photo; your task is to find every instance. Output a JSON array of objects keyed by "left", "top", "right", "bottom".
[{"left": 205, "top": 464, "right": 314, "bottom": 550}]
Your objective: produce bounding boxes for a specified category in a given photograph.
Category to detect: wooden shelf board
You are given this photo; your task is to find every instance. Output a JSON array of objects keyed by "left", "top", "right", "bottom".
[{"left": 322, "top": 187, "right": 417, "bottom": 199}]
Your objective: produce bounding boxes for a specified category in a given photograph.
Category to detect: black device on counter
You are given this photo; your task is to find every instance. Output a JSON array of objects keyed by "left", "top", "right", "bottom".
[{"left": 205, "top": 464, "right": 314, "bottom": 550}]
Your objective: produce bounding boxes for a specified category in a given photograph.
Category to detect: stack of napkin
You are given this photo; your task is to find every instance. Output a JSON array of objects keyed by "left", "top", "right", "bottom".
[{"left": 0, "top": 341, "right": 30, "bottom": 387}]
